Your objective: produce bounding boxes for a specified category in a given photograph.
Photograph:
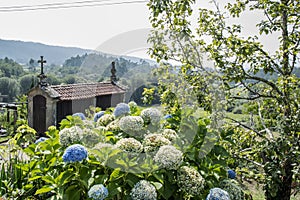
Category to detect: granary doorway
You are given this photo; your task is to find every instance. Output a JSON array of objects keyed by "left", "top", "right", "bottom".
[{"left": 33, "top": 95, "right": 46, "bottom": 134}]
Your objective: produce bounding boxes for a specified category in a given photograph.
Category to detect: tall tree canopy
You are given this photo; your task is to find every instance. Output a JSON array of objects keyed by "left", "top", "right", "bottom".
[{"left": 148, "top": 0, "right": 300, "bottom": 199}]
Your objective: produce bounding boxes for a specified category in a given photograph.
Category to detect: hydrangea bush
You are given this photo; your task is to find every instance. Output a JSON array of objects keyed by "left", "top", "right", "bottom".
[{"left": 6, "top": 105, "right": 248, "bottom": 200}]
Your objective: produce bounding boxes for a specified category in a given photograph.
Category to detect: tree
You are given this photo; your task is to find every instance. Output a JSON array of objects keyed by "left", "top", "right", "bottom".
[
  {"left": 19, "top": 75, "right": 37, "bottom": 94},
  {"left": 0, "top": 77, "right": 20, "bottom": 101},
  {"left": 148, "top": 0, "right": 300, "bottom": 200},
  {"left": 28, "top": 58, "right": 36, "bottom": 72},
  {"left": 0, "top": 58, "right": 24, "bottom": 78}
]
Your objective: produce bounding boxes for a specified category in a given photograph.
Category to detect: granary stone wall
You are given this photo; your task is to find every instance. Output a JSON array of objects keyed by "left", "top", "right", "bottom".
[{"left": 28, "top": 86, "right": 59, "bottom": 131}]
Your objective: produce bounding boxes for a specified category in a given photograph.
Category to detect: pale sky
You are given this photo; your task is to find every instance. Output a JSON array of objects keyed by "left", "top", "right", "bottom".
[{"left": 0, "top": 0, "right": 278, "bottom": 58}]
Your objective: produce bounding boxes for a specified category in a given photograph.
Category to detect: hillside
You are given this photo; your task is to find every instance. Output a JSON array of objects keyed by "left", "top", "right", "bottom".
[{"left": 0, "top": 39, "right": 92, "bottom": 65}]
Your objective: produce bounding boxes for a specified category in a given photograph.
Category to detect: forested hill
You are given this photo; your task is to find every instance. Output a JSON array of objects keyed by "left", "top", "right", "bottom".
[{"left": 0, "top": 39, "right": 91, "bottom": 65}]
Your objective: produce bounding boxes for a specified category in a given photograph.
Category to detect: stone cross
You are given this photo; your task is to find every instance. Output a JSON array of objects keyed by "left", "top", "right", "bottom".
[
  {"left": 37, "top": 56, "right": 47, "bottom": 88},
  {"left": 38, "top": 56, "right": 46, "bottom": 74}
]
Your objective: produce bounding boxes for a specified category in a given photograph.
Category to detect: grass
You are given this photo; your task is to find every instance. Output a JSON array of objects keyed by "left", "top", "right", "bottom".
[{"left": 243, "top": 182, "right": 300, "bottom": 200}]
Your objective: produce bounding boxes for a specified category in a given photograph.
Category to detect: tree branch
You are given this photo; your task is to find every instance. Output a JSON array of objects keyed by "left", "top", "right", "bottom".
[
  {"left": 225, "top": 116, "right": 269, "bottom": 139},
  {"left": 257, "top": 101, "right": 274, "bottom": 140}
]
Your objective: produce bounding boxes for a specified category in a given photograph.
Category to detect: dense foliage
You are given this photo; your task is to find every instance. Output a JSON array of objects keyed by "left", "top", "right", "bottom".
[
  {"left": 0, "top": 53, "right": 157, "bottom": 102},
  {"left": 147, "top": 0, "right": 300, "bottom": 200},
  {"left": 0, "top": 103, "right": 247, "bottom": 199}
]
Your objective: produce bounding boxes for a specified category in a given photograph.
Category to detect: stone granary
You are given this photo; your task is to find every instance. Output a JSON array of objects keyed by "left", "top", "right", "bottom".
[{"left": 28, "top": 57, "right": 125, "bottom": 134}]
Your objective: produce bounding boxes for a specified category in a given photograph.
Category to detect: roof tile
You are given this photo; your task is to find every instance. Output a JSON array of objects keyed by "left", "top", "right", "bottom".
[{"left": 50, "top": 82, "right": 125, "bottom": 100}]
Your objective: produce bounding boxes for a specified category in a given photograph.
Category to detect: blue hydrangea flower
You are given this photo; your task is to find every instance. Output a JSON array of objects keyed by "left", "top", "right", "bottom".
[
  {"left": 206, "top": 188, "right": 230, "bottom": 200},
  {"left": 113, "top": 103, "right": 130, "bottom": 117},
  {"left": 35, "top": 137, "right": 48, "bottom": 144},
  {"left": 228, "top": 169, "right": 236, "bottom": 179},
  {"left": 62, "top": 144, "right": 88, "bottom": 163},
  {"left": 88, "top": 184, "right": 108, "bottom": 200},
  {"left": 94, "top": 111, "right": 105, "bottom": 122},
  {"left": 164, "top": 114, "right": 172, "bottom": 119},
  {"left": 72, "top": 112, "right": 86, "bottom": 120}
]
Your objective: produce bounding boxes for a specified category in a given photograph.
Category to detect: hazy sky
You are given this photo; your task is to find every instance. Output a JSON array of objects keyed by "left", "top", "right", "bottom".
[
  {"left": 0, "top": 0, "right": 278, "bottom": 57},
  {"left": 0, "top": 0, "right": 151, "bottom": 49}
]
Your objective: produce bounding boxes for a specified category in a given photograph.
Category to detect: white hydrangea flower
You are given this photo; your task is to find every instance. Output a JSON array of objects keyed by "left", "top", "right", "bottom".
[
  {"left": 154, "top": 145, "right": 183, "bottom": 170},
  {"left": 119, "top": 116, "right": 144, "bottom": 133},
  {"left": 130, "top": 180, "right": 157, "bottom": 200},
  {"left": 106, "top": 119, "right": 121, "bottom": 132},
  {"left": 82, "top": 120, "right": 95, "bottom": 129},
  {"left": 93, "top": 142, "right": 115, "bottom": 150},
  {"left": 220, "top": 180, "right": 243, "bottom": 200},
  {"left": 143, "top": 134, "right": 171, "bottom": 152},
  {"left": 141, "top": 108, "right": 162, "bottom": 125},
  {"left": 82, "top": 128, "right": 100, "bottom": 147},
  {"left": 97, "top": 114, "right": 115, "bottom": 127},
  {"left": 115, "top": 138, "right": 143, "bottom": 153},
  {"left": 177, "top": 166, "right": 205, "bottom": 196},
  {"left": 161, "top": 129, "right": 178, "bottom": 141},
  {"left": 59, "top": 126, "right": 83, "bottom": 147}
]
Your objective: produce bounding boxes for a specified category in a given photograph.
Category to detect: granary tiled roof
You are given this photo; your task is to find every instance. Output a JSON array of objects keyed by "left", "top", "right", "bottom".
[{"left": 49, "top": 82, "right": 125, "bottom": 100}]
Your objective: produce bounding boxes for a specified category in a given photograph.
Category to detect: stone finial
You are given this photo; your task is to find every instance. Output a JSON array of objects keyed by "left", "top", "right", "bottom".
[{"left": 110, "top": 61, "right": 117, "bottom": 84}]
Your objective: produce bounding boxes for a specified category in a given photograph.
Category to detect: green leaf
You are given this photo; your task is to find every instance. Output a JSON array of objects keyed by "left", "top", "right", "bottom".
[
  {"left": 151, "top": 181, "right": 163, "bottom": 190},
  {"left": 35, "top": 186, "right": 53, "bottom": 195},
  {"left": 109, "top": 168, "right": 123, "bottom": 181}
]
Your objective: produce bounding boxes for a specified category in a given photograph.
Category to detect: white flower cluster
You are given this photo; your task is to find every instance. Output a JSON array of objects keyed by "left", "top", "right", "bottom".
[
  {"left": 161, "top": 129, "right": 178, "bottom": 141},
  {"left": 94, "top": 142, "right": 115, "bottom": 150},
  {"left": 115, "top": 138, "right": 143, "bottom": 153},
  {"left": 82, "top": 128, "right": 100, "bottom": 147},
  {"left": 106, "top": 119, "right": 120, "bottom": 132},
  {"left": 143, "top": 134, "right": 171, "bottom": 152},
  {"left": 154, "top": 145, "right": 183, "bottom": 170},
  {"left": 177, "top": 166, "right": 205, "bottom": 196},
  {"left": 141, "top": 108, "right": 162, "bottom": 125},
  {"left": 82, "top": 119, "right": 95, "bottom": 129},
  {"left": 220, "top": 180, "right": 243, "bottom": 200},
  {"left": 97, "top": 114, "right": 115, "bottom": 127},
  {"left": 119, "top": 116, "right": 144, "bottom": 133},
  {"left": 130, "top": 180, "right": 157, "bottom": 200},
  {"left": 59, "top": 126, "right": 83, "bottom": 147}
]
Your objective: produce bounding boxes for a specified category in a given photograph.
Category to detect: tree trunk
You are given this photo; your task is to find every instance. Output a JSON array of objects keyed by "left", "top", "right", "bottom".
[{"left": 266, "top": 161, "right": 293, "bottom": 200}]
